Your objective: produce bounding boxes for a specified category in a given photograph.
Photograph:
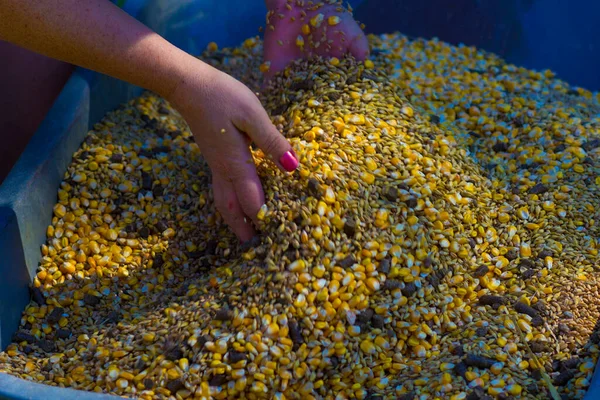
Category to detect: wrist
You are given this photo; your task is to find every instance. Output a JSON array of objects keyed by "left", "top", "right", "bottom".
[{"left": 163, "top": 54, "right": 215, "bottom": 115}]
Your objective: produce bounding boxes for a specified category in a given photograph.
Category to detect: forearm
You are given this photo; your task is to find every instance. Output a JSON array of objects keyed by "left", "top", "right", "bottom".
[{"left": 0, "top": 0, "right": 207, "bottom": 100}]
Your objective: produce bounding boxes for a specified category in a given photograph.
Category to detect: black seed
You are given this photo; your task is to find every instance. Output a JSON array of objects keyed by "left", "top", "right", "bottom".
[
  {"left": 464, "top": 354, "right": 496, "bottom": 369},
  {"left": 330, "top": 355, "right": 340, "bottom": 368},
  {"left": 532, "top": 301, "right": 547, "bottom": 314},
  {"left": 397, "top": 391, "right": 416, "bottom": 400},
  {"left": 514, "top": 302, "right": 538, "bottom": 318},
  {"left": 107, "top": 311, "right": 120, "bottom": 324},
  {"left": 228, "top": 350, "right": 247, "bottom": 364},
  {"left": 209, "top": 374, "right": 228, "bottom": 387},
  {"left": 519, "top": 258, "right": 535, "bottom": 269},
  {"left": 529, "top": 183, "right": 549, "bottom": 195},
  {"left": 469, "top": 238, "right": 477, "bottom": 249},
  {"left": 143, "top": 378, "right": 154, "bottom": 389},
  {"left": 110, "top": 153, "right": 123, "bottom": 163},
  {"left": 526, "top": 382, "right": 540, "bottom": 395},
  {"left": 430, "top": 115, "right": 440, "bottom": 124},
  {"left": 357, "top": 308, "right": 374, "bottom": 324},
  {"left": 152, "top": 185, "right": 164, "bottom": 197},
  {"left": 343, "top": 218, "right": 357, "bottom": 237},
  {"left": 379, "top": 259, "right": 391, "bottom": 274},
  {"left": 530, "top": 368, "right": 543, "bottom": 380},
  {"left": 12, "top": 330, "right": 37, "bottom": 344},
  {"left": 83, "top": 294, "right": 100, "bottom": 306},
  {"left": 30, "top": 287, "right": 46, "bottom": 306},
  {"left": 198, "top": 335, "right": 211, "bottom": 348},
  {"left": 555, "top": 143, "right": 566, "bottom": 152},
  {"left": 289, "top": 319, "right": 303, "bottom": 346},
  {"left": 141, "top": 171, "right": 153, "bottom": 190},
  {"left": 47, "top": 307, "right": 64, "bottom": 324},
  {"left": 492, "top": 142, "right": 508, "bottom": 152},
  {"left": 164, "top": 346, "right": 184, "bottom": 361},
  {"left": 138, "top": 149, "right": 153, "bottom": 158},
  {"left": 290, "top": 79, "right": 314, "bottom": 91},
  {"left": 166, "top": 378, "right": 185, "bottom": 393},
  {"left": 153, "top": 254, "right": 165, "bottom": 269},
  {"left": 583, "top": 138, "right": 600, "bottom": 151},
  {"left": 562, "top": 357, "right": 579, "bottom": 370},
  {"left": 531, "top": 316, "right": 544, "bottom": 327},
  {"left": 139, "top": 226, "right": 150, "bottom": 238},
  {"left": 554, "top": 369, "right": 575, "bottom": 386},
  {"left": 214, "top": 308, "right": 233, "bottom": 321},
  {"left": 453, "top": 361, "right": 468, "bottom": 380},
  {"left": 474, "top": 265, "right": 489, "bottom": 277},
  {"left": 466, "top": 386, "right": 492, "bottom": 400},
  {"left": 156, "top": 220, "right": 169, "bottom": 233},
  {"left": 338, "top": 255, "right": 356, "bottom": 269},
  {"left": 38, "top": 339, "right": 56, "bottom": 353},
  {"left": 451, "top": 344, "right": 465, "bottom": 357},
  {"left": 158, "top": 105, "right": 169, "bottom": 115},
  {"left": 405, "top": 197, "right": 418, "bottom": 208},
  {"left": 56, "top": 329, "right": 72, "bottom": 339},
  {"left": 135, "top": 357, "right": 146, "bottom": 370},
  {"left": 475, "top": 327, "right": 489, "bottom": 337},
  {"left": 152, "top": 145, "right": 170, "bottom": 155},
  {"left": 203, "top": 240, "right": 217, "bottom": 256},
  {"left": 401, "top": 282, "right": 417, "bottom": 298},
  {"left": 23, "top": 345, "right": 33, "bottom": 354},
  {"left": 383, "top": 279, "right": 401, "bottom": 291},
  {"left": 468, "top": 131, "right": 480, "bottom": 138},
  {"left": 241, "top": 236, "right": 261, "bottom": 253},
  {"left": 504, "top": 248, "right": 518, "bottom": 261},
  {"left": 522, "top": 269, "right": 536, "bottom": 279},
  {"left": 591, "top": 331, "right": 600, "bottom": 344},
  {"left": 371, "top": 315, "right": 385, "bottom": 329},
  {"left": 478, "top": 295, "right": 507, "bottom": 306},
  {"left": 383, "top": 186, "right": 399, "bottom": 201},
  {"left": 538, "top": 249, "right": 553, "bottom": 259}
]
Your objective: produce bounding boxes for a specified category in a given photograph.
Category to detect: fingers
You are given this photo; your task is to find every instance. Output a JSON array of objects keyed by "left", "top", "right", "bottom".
[
  {"left": 233, "top": 99, "right": 299, "bottom": 173},
  {"left": 212, "top": 172, "right": 256, "bottom": 242}
]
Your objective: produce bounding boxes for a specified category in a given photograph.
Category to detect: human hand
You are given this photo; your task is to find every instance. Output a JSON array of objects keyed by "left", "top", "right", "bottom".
[
  {"left": 263, "top": 0, "right": 369, "bottom": 80},
  {"left": 168, "top": 60, "right": 299, "bottom": 242}
]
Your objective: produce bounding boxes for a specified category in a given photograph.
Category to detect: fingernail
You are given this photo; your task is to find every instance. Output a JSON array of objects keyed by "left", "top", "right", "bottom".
[{"left": 279, "top": 151, "right": 299, "bottom": 172}]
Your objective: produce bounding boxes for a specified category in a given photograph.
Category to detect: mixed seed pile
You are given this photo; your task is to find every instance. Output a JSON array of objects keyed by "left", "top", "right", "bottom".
[{"left": 2, "top": 32, "right": 600, "bottom": 400}]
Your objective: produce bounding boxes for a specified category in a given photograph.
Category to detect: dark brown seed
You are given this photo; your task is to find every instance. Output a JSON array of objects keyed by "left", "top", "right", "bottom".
[
  {"left": 343, "top": 218, "right": 357, "bottom": 237},
  {"left": 379, "top": 259, "right": 391, "bottom": 274},
  {"left": 430, "top": 115, "right": 440, "bottom": 124},
  {"left": 590, "top": 332, "right": 600, "bottom": 344},
  {"left": 464, "top": 354, "right": 496, "bottom": 369},
  {"left": 143, "top": 378, "right": 154, "bottom": 389},
  {"left": 228, "top": 350, "right": 247, "bottom": 364},
  {"left": 469, "top": 237, "right": 477, "bottom": 249},
  {"left": 504, "top": 248, "right": 518, "bottom": 261},
  {"left": 451, "top": 343, "right": 465, "bottom": 356},
  {"left": 209, "top": 374, "right": 228, "bottom": 387},
  {"left": 383, "top": 186, "right": 399, "bottom": 201},
  {"left": 110, "top": 153, "right": 123, "bottom": 163},
  {"left": 466, "top": 386, "right": 492, "bottom": 400},
  {"left": 166, "top": 378, "right": 185, "bottom": 393},
  {"left": 526, "top": 382, "right": 540, "bottom": 395},
  {"left": 532, "top": 301, "right": 547, "bottom": 314},
  {"left": 135, "top": 357, "right": 146, "bottom": 370},
  {"left": 338, "top": 255, "right": 356, "bottom": 269},
  {"left": 371, "top": 315, "right": 385, "bottom": 329},
  {"left": 23, "top": 345, "right": 33, "bottom": 355},
  {"left": 401, "top": 282, "right": 417, "bottom": 298},
  {"left": 478, "top": 295, "right": 507, "bottom": 306},
  {"left": 47, "top": 307, "right": 64, "bottom": 324},
  {"left": 514, "top": 302, "right": 538, "bottom": 318},
  {"left": 56, "top": 329, "right": 71, "bottom": 339},
  {"left": 152, "top": 185, "right": 164, "bottom": 197},
  {"left": 152, "top": 145, "right": 170, "bottom": 155},
  {"left": 562, "top": 357, "right": 579, "bottom": 370},
  {"left": 12, "top": 331, "right": 37, "bottom": 344},
  {"left": 290, "top": 79, "right": 314, "bottom": 91},
  {"left": 530, "top": 369, "right": 543, "bottom": 380},
  {"left": 158, "top": 105, "right": 170, "bottom": 115},
  {"left": 38, "top": 340, "right": 56, "bottom": 353},
  {"left": 558, "top": 323, "right": 570, "bottom": 334},
  {"left": 529, "top": 183, "right": 549, "bottom": 195},
  {"left": 83, "top": 294, "right": 100, "bottom": 306},
  {"left": 529, "top": 341, "right": 550, "bottom": 353},
  {"left": 519, "top": 259, "right": 535, "bottom": 269},
  {"left": 30, "top": 286, "right": 46, "bottom": 306},
  {"left": 424, "top": 257, "right": 432, "bottom": 268},
  {"left": 214, "top": 308, "right": 233, "bottom": 321},
  {"left": 383, "top": 279, "right": 401, "bottom": 291},
  {"left": 307, "top": 178, "right": 323, "bottom": 198},
  {"left": 289, "top": 319, "right": 303, "bottom": 345},
  {"left": 153, "top": 254, "right": 165, "bottom": 269},
  {"left": 474, "top": 265, "right": 489, "bottom": 277},
  {"left": 164, "top": 343, "right": 184, "bottom": 361},
  {"left": 554, "top": 369, "right": 575, "bottom": 386},
  {"left": 241, "top": 236, "right": 261, "bottom": 253}
]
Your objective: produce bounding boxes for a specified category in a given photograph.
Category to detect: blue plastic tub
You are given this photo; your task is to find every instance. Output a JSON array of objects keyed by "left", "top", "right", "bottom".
[{"left": 2, "top": 0, "right": 600, "bottom": 398}]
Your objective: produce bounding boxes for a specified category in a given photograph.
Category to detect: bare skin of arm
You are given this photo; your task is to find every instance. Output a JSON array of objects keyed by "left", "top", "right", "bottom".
[{"left": 0, "top": 0, "right": 297, "bottom": 242}]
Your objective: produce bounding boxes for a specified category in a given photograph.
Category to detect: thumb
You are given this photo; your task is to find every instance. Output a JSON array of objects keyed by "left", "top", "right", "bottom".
[{"left": 234, "top": 101, "right": 300, "bottom": 173}]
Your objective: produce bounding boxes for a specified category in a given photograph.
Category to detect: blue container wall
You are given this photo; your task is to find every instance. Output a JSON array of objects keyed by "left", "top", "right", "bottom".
[{"left": 355, "top": 0, "right": 600, "bottom": 91}]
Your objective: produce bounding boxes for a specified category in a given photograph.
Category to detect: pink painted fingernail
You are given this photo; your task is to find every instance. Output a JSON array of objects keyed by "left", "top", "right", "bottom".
[{"left": 279, "top": 151, "right": 299, "bottom": 172}]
